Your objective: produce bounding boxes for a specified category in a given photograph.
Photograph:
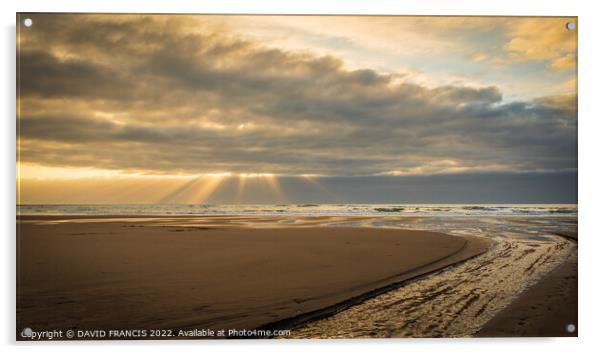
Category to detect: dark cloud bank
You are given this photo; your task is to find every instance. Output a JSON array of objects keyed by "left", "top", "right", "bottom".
[
  {"left": 199, "top": 172, "right": 577, "bottom": 204},
  {"left": 17, "top": 15, "right": 577, "bottom": 203}
]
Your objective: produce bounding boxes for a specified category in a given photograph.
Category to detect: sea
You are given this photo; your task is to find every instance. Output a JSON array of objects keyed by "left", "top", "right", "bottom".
[{"left": 17, "top": 204, "right": 577, "bottom": 217}]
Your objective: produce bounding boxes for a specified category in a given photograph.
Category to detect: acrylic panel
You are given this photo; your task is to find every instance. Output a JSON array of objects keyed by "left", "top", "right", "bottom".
[{"left": 16, "top": 14, "right": 577, "bottom": 340}]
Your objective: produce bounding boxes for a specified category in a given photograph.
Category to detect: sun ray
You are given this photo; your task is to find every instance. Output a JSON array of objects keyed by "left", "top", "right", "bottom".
[
  {"left": 157, "top": 177, "right": 203, "bottom": 204},
  {"left": 300, "top": 175, "right": 339, "bottom": 201},
  {"left": 188, "top": 175, "right": 227, "bottom": 203},
  {"left": 264, "top": 174, "right": 286, "bottom": 203},
  {"left": 103, "top": 178, "right": 176, "bottom": 204},
  {"left": 236, "top": 175, "right": 247, "bottom": 203}
]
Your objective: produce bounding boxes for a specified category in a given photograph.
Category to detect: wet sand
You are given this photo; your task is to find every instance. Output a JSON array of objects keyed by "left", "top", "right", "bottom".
[
  {"left": 16, "top": 215, "right": 490, "bottom": 339},
  {"left": 477, "top": 249, "right": 577, "bottom": 337},
  {"left": 288, "top": 235, "right": 575, "bottom": 338}
]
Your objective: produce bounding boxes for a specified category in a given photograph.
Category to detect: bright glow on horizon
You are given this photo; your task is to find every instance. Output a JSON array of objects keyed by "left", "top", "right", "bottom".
[
  {"left": 18, "top": 163, "right": 286, "bottom": 181},
  {"left": 238, "top": 173, "right": 276, "bottom": 178},
  {"left": 18, "top": 163, "right": 293, "bottom": 204}
]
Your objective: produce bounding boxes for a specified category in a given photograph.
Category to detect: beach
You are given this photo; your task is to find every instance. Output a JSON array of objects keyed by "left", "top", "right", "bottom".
[
  {"left": 283, "top": 215, "right": 577, "bottom": 338},
  {"left": 17, "top": 215, "right": 491, "bottom": 338},
  {"left": 17, "top": 211, "right": 577, "bottom": 339}
]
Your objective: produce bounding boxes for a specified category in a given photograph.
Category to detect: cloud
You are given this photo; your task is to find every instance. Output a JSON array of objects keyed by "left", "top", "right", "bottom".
[
  {"left": 18, "top": 50, "right": 136, "bottom": 100},
  {"left": 17, "top": 14, "right": 577, "bottom": 177},
  {"left": 534, "top": 93, "right": 577, "bottom": 115},
  {"left": 470, "top": 52, "right": 489, "bottom": 62},
  {"left": 501, "top": 17, "right": 577, "bottom": 69},
  {"left": 549, "top": 53, "right": 577, "bottom": 71}
]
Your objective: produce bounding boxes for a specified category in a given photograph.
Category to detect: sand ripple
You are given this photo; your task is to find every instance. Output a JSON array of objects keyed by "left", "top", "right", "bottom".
[{"left": 287, "top": 236, "right": 575, "bottom": 338}]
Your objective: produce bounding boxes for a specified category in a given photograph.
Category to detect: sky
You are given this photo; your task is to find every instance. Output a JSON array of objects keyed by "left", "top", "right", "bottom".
[{"left": 16, "top": 14, "right": 577, "bottom": 204}]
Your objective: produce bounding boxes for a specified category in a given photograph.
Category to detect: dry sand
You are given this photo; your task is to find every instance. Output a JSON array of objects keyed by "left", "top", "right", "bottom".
[{"left": 17, "top": 215, "right": 490, "bottom": 339}]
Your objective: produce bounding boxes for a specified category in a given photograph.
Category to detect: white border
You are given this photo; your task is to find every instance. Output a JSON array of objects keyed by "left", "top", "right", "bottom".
[
  {"left": 7, "top": 0, "right": 581, "bottom": 16},
  {"left": 2, "top": 1, "right": 600, "bottom": 354}
]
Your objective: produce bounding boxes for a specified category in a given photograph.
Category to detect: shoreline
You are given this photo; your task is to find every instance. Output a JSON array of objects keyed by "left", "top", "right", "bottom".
[
  {"left": 286, "top": 236, "right": 574, "bottom": 338},
  {"left": 259, "top": 234, "right": 491, "bottom": 336}
]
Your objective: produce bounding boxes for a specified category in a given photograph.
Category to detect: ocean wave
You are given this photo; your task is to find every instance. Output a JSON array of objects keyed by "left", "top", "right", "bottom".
[
  {"left": 17, "top": 204, "right": 577, "bottom": 217},
  {"left": 374, "top": 207, "right": 405, "bottom": 213}
]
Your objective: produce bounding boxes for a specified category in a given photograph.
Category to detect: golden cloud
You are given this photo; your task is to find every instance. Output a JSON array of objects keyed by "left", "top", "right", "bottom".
[{"left": 502, "top": 17, "right": 577, "bottom": 70}]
